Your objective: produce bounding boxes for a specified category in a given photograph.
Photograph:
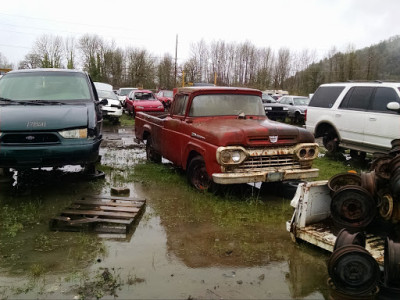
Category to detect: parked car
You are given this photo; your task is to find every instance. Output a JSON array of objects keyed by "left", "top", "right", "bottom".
[
  {"left": 156, "top": 90, "right": 173, "bottom": 109},
  {"left": 306, "top": 82, "right": 400, "bottom": 157},
  {"left": 97, "top": 89, "right": 123, "bottom": 124},
  {"left": 94, "top": 82, "right": 113, "bottom": 92},
  {"left": 117, "top": 87, "right": 137, "bottom": 107},
  {"left": 278, "top": 95, "right": 310, "bottom": 124},
  {"left": 125, "top": 89, "right": 164, "bottom": 117},
  {"left": 262, "top": 93, "right": 289, "bottom": 121},
  {"left": 0, "top": 68, "right": 106, "bottom": 175}
]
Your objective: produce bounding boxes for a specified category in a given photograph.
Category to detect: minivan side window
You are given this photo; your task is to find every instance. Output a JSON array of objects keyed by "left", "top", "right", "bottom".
[
  {"left": 308, "top": 86, "right": 345, "bottom": 108},
  {"left": 339, "top": 87, "right": 373, "bottom": 111},
  {"left": 370, "top": 87, "right": 400, "bottom": 113}
]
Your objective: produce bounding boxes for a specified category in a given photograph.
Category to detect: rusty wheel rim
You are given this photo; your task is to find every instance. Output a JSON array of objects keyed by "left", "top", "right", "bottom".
[
  {"left": 334, "top": 228, "right": 366, "bottom": 251},
  {"left": 328, "top": 173, "right": 362, "bottom": 194},
  {"left": 384, "top": 236, "right": 400, "bottom": 287},
  {"left": 331, "top": 186, "right": 376, "bottom": 230},
  {"left": 328, "top": 245, "right": 380, "bottom": 295},
  {"left": 360, "top": 171, "right": 376, "bottom": 197},
  {"left": 191, "top": 162, "right": 211, "bottom": 191}
]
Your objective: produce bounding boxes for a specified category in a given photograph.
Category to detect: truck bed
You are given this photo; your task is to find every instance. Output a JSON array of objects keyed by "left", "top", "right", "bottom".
[{"left": 287, "top": 181, "right": 385, "bottom": 265}]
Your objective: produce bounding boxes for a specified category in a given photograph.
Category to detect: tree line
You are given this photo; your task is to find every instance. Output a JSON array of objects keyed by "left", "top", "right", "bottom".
[{"left": 1, "top": 34, "right": 400, "bottom": 95}]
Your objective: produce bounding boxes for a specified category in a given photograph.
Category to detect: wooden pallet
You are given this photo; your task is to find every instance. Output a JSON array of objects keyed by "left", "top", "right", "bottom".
[{"left": 50, "top": 195, "right": 146, "bottom": 234}]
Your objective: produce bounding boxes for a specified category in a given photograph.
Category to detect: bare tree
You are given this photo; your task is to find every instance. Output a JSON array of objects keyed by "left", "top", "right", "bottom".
[
  {"left": 273, "top": 47, "right": 291, "bottom": 89},
  {"left": 157, "top": 53, "right": 175, "bottom": 89},
  {"left": 0, "top": 53, "right": 13, "bottom": 69},
  {"left": 125, "top": 48, "right": 156, "bottom": 88},
  {"left": 65, "top": 36, "right": 77, "bottom": 69},
  {"left": 18, "top": 53, "right": 41, "bottom": 69},
  {"left": 32, "top": 34, "right": 63, "bottom": 68}
]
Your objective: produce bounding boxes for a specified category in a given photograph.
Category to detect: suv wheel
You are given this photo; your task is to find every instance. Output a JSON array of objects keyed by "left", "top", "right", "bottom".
[{"left": 323, "top": 130, "right": 339, "bottom": 153}]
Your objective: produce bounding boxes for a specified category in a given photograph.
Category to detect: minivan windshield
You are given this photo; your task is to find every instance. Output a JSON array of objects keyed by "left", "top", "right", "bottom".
[
  {"left": 0, "top": 72, "right": 91, "bottom": 101},
  {"left": 189, "top": 94, "right": 264, "bottom": 116}
]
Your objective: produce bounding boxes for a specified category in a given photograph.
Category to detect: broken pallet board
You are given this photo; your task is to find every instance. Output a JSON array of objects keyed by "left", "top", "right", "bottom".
[{"left": 50, "top": 195, "right": 146, "bottom": 234}]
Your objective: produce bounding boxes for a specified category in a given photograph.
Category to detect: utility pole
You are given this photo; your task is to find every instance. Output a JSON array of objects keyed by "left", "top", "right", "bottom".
[{"left": 174, "top": 34, "right": 178, "bottom": 87}]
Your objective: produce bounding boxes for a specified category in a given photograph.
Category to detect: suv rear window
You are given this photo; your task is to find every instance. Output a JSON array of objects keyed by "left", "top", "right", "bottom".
[{"left": 309, "top": 86, "right": 345, "bottom": 108}]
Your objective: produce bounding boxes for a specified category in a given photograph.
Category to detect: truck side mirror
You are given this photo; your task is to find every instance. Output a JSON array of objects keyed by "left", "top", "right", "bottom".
[{"left": 387, "top": 102, "right": 400, "bottom": 112}]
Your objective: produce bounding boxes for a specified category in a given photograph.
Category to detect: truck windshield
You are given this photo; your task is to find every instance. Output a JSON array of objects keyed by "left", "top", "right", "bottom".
[
  {"left": 0, "top": 72, "right": 91, "bottom": 101},
  {"left": 189, "top": 94, "right": 264, "bottom": 117}
]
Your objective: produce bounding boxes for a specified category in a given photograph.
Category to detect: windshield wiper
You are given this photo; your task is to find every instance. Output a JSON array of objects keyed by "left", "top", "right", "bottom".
[
  {"left": 24, "top": 100, "right": 66, "bottom": 105},
  {"left": 0, "top": 97, "right": 24, "bottom": 105}
]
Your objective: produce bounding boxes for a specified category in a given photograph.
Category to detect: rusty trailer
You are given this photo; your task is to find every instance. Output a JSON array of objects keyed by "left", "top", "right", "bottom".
[
  {"left": 50, "top": 195, "right": 146, "bottom": 234},
  {"left": 286, "top": 181, "right": 385, "bottom": 265}
]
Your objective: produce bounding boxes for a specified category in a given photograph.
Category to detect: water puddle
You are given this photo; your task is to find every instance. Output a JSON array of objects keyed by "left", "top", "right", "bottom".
[{"left": 0, "top": 123, "right": 331, "bottom": 299}]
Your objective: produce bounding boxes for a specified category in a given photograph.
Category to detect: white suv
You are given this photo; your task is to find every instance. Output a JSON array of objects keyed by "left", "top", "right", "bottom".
[{"left": 305, "top": 82, "right": 400, "bottom": 157}]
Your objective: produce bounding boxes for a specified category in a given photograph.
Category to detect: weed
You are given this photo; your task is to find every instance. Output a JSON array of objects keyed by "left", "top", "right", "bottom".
[
  {"left": 118, "top": 114, "right": 135, "bottom": 127},
  {"left": 75, "top": 267, "right": 123, "bottom": 300},
  {"left": 0, "top": 202, "right": 41, "bottom": 237}
]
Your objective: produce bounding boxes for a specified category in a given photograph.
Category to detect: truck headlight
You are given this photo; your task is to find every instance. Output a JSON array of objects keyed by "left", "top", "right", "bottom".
[
  {"left": 217, "top": 147, "right": 247, "bottom": 165},
  {"left": 265, "top": 107, "right": 272, "bottom": 111},
  {"left": 59, "top": 128, "right": 88, "bottom": 139},
  {"left": 294, "top": 144, "right": 318, "bottom": 160},
  {"left": 157, "top": 105, "right": 164, "bottom": 109},
  {"left": 283, "top": 107, "right": 289, "bottom": 111}
]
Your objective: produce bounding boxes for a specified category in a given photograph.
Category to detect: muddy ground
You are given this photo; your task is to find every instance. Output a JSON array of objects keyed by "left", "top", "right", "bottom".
[{"left": 0, "top": 121, "right": 332, "bottom": 299}]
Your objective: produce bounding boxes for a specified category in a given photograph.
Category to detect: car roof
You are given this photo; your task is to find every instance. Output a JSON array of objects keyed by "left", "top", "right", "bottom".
[
  {"left": 7, "top": 68, "right": 86, "bottom": 75},
  {"left": 132, "top": 89, "right": 153, "bottom": 93},
  {"left": 320, "top": 81, "right": 400, "bottom": 88},
  {"left": 176, "top": 86, "right": 261, "bottom": 94}
]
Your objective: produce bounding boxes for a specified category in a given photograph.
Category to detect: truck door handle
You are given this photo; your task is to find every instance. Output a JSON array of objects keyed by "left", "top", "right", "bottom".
[
  {"left": 335, "top": 113, "right": 341, "bottom": 118},
  {"left": 369, "top": 117, "right": 377, "bottom": 121}
]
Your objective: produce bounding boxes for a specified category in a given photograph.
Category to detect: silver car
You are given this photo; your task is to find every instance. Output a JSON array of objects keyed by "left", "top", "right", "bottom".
[{"left": 278, "top": 95, "right": 310, "bottom": 123}]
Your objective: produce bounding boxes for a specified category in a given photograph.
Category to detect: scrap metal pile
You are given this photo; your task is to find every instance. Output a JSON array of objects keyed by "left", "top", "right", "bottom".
[{"left": 327, "top": 139, "right": 400, "bottom": 299}]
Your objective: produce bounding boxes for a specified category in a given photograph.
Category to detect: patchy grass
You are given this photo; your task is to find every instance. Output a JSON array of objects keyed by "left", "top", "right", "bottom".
[
  {"left": 119, "top": 113, "right": 135, "bottom": 127},
  {"left": 312, "top": 148, "right": 370, "bottom": 181}
]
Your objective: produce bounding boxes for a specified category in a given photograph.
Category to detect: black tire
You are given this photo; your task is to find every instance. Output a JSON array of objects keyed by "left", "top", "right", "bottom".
[
  {"left": 146, "top": 138, "right": 161, "bottom": 163},
  {"left": 294, "top": 112, "right": 300, "bottom": 124},
  {"left": 323, "top": 130, "right": 339, "bottom": 153},
  {"left": 187, "top": 156, "right": 212, "bottom": 191}
]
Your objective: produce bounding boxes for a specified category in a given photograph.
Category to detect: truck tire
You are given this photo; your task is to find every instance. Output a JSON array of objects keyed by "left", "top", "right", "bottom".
[
  {"left": 187, "top": 156, "right": 212, "bottom": 191},
  {"left": 146, "top": 138, "right": 161, "bottom": 163}
]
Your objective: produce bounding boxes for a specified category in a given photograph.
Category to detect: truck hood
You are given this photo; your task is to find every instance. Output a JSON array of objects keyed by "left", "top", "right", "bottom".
[
  {"left": 0, "top": 105, "right": 88, "bottom": 131},
  {"left": 190, "top": 117, "right": 314, "bottom": 146}
]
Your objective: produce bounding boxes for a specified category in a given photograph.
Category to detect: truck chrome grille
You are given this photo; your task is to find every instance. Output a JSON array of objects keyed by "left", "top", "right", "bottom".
[{"left": 235, "top": 155, "right": 300, "bottom": 171}]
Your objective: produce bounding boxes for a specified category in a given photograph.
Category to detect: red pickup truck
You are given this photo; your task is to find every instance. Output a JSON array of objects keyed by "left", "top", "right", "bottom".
[{"left": 134, "top": 87, "right": 319, "bottom": 190}]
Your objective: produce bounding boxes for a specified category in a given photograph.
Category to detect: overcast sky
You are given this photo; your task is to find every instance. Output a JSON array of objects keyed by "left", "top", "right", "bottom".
[{"left": 1, "top": 0, "right": 399, "bottom": 67}]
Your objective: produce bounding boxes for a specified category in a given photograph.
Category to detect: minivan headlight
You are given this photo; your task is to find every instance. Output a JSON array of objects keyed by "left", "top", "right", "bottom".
[{"left": 59, "top": 128, "right": 87, "bottom": 139}]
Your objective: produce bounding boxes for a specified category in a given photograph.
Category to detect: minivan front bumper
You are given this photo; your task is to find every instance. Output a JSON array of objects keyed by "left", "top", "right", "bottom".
[{"left": 0, "top": 139, "right": 102, "bottom": 168}]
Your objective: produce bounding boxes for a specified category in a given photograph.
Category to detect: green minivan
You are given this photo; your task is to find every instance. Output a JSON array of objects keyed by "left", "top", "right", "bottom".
[{"left": 0, "top": 68, "right": 106, "bottom": 175}]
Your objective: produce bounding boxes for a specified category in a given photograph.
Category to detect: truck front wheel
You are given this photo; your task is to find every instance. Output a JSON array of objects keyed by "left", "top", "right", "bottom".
[
  {"left": 146, "top": 138, "right": 161, "bottom": 163},
  {"left": 187, "top": 156, "right": 212, "bottom": 191}
]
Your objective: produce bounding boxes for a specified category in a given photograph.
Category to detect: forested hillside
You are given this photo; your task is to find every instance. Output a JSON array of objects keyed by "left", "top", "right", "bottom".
[{"left": 286, "top": 35, "right": 400, "bottom": 95}]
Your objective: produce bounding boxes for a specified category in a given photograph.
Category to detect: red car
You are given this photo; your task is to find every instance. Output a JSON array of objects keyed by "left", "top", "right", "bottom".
[
  {"left": 125, "top": 89, "right": 164, "bottom": 117},
  {"left": 156, "top": 90, "right": 174, "bottom": 109}
]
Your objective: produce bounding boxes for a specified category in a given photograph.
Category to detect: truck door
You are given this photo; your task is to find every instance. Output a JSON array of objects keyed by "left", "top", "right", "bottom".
[{"left": 162, "top": 94, "right": 189, "bottom": 165}]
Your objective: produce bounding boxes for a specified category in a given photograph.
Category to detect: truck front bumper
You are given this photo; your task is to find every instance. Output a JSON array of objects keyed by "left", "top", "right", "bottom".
[{"left": 212, "top": 168, "right": 319, "bottom": 185}]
